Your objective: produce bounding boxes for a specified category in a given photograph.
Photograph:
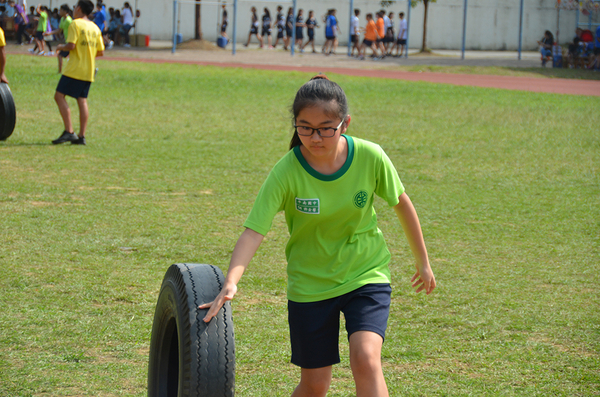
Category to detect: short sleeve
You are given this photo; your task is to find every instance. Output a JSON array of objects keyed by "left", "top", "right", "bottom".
[
  {"left": 97, "top": 28, "right": 105, "bottom": 51},
  {"left": 374, "top": 147, "right": 405, "bottom": 207},
  {"left": 243, "top": 171, "right": 286, "bottom": 236},
  {"left": 0, "top": 28, "right": 5, "bottom": 47}
]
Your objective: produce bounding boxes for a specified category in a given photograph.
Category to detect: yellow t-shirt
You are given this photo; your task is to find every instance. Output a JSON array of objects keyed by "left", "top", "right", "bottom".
[
  {"left": 0, "top": 28, "right": 5, "bottom": 47},
  {"left": 62, "top": 18, "right": 104, "bottom": 82}
]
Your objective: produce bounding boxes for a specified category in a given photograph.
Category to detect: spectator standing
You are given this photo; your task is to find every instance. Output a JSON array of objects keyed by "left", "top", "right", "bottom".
[
  {"left": 359, "top": 12, "right": 379, "bottom": 60},
  {"left": 15, "top": 0, "right": 30, "bottom": 44},
  {"left": 295, "top": 8, "right": 304, "bottom": 50},
  {"left": 591, "top": 25, "right": 600, "bottom": 70},
  {"left": 244, "top": 6, "right": 262, "bottom": 47},
  {"left": 323, "top": 9, "right": 338, "bottom": 55},
  {"left": 285, "top": 7, "right": 293, "bottom": 50},
  {"left": 52, "top": 0, "right": 104, "bottom": 146},
  {"left": 44, "top": 4, "right": 72, "bottom": 73},
  {"left": 375, "top": 12, "right": 386, "bottom": 58},
  {"left": 220, "top": 4, "right": 228, "bottom": 41},
  {"left": 120, "top": 1, "right": 133, "bottom": 47},
  {"left": 261, "top": 7, "right": 272, "bottom": 48},
  {"left": 26, "top": 5, "right": 36, "bottom": 39},
  {"left": 31, "top": 5, "right": 48, "bottom": 55},
  {"left": 386, "top": 12, "right": 395, "bottom": 54},
  {"left": 350, "top": 8, "right": 360, "bottom": 56},
  {"left": 273, "top": 5, "right": 284, "bottom": 48},
  {"left": 391, "top": 11, "right": 407, "bottom": 57},
  {"left": 301, "top": 10, "right": 318, "bottom": 53},
  {"left": 108, "top": 9, "right": 121, "bottom": 43}
]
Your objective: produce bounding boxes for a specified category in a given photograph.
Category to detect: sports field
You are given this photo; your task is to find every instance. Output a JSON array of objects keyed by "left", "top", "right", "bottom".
[{"left": 1, "top": 54, "right": 598, "bottom": 396}]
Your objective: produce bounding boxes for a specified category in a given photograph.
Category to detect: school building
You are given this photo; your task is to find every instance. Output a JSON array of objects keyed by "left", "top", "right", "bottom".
[{"left": 42, "top": 0, "right": 588, "bottom": 50}]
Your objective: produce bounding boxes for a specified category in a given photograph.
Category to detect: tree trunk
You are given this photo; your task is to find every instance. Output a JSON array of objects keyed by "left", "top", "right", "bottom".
[
  {"left": 195, "top": 1, "right": 202, "bottom": 40},
  {"left": 422, "top": 0, "right": 429, "bottom": 52}
]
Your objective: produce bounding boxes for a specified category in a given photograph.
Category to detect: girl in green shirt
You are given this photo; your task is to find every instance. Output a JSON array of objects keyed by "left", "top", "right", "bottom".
[{"left": 201, "top": 75, "right": 436, "bottom": 397}]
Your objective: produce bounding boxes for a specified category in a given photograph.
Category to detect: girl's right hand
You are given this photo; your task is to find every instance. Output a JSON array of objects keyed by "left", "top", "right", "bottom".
[{"left": 198, "top": 282, "right": 238, "bottom": 323}]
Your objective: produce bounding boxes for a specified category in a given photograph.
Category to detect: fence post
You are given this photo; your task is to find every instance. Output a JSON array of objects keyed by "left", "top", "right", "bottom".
[
  {"left": 232, "top": 0, "right": 238, "bottom": 55},
  {"left": 172, "top": 0, "right": 178, "bottom": 54},
  {"left": 518, "top": 0, "right": 524, "bottom": 60},
  {"left": 461, "top": 0, "right": 467, "bottom": 60}
]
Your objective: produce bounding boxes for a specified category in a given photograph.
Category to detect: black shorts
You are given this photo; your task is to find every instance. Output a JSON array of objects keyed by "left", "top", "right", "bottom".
[
  {"left": 59, "top": 50, "right": 70, "bottom": 58},
  {"left": 351, "top": 34, "right": 359, "bottom": 44},
  {"left": 384, "top": 36, "right": 394, "bottom": 43},
  {"left": 262, "top": 28, "right": 271, "bottom": 36},
  {"left": 35, "top": 31, "right": 44, "bottom": 40},
  {"left": 221, "top": 23, "right": 227, "bottom": 33},
  {"left": 363, "top": 39, "right": 373, "bottom": 47},
  {"left": 307, "top": 30, "right": 314, "bottom": 40},
  {"left": 286, "top": 28, "right": 292, "bottom": 37},
  {"left": 250, "top": 26, "right": 258, "bottom": 35},
  {"left": 288, "top": 283, "right": 391, "bottom": 369},
  {"left": 296, "top": 29, "right": 303, "bottom": 40},
  {"left": 56, "top": 75, "right": 92, "bottom": 99},
  {"left": 594, "top": 48, "right": 600, "bottom": 56},
  {"left": 396, "top": 38, "right": 407, "bottom": 45},
  {"left": 325, "top": 35, "right": 335, "bottom": 41},
  {"left": 376, "top": 38, "right": 384, "bottom": 44}
]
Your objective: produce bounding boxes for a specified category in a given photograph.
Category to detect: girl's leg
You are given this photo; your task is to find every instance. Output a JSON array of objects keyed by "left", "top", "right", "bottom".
[
  {"left": 349, "top": 331, "right": 388, "bottom": 397},
  {"left": 291, "top": 366, "right": 332, "bottom": 397}
]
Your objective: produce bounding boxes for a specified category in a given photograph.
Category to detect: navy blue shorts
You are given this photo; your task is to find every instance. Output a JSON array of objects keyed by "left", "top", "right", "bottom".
[
  {"left": 288, "top": 283, "right": 391, "bottom": 369},
  {"left": 56, "top": 75, "right": 92, "bottom": 99}
]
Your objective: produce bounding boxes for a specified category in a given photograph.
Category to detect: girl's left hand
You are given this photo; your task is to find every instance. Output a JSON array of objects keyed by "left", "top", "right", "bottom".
[{"left": 411, "top": 265, "right": 436, "bottom": 295}]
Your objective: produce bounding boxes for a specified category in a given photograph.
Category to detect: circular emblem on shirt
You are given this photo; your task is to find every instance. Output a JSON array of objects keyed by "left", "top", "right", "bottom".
[{"left": 353, "top": 190, "right": 368, "bottom": 209}]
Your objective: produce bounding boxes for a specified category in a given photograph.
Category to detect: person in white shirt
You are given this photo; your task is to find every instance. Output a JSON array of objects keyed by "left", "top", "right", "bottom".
[
  {"left": 350, "top": 8, "right": 360, "bottom": 56},
  {"left": 386, "top": 12, "right": 395, "bottom": 54},
  {"left": 390, "top": 11, "right": 407, "bottom": 57},
  {"left": 120, "top": 1, "right": 133, "bottom": 47}
]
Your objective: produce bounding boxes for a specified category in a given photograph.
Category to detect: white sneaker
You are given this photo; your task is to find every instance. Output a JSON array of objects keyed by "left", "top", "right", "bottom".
[
  {"left": 38, "top": 51, "right": 45, "bottom": 56},
  {"left": 107, "top": 40, "right": 114, "bottom": 49},
  {"left": 123, "top": 43, "right": 131, "bottom": 48},
  {"left": 28, "top": 48, "right": 35, "bottom": 54},
  {"left": 46, "top": 51, "right": 55, "bottom": 56}
]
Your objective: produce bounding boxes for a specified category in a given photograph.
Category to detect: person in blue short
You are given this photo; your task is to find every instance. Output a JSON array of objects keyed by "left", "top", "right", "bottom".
[
  {"left": 301, "top": 10, "right": 318, "bottom": 53},
  {"left": 295, "top": 9, "right": 305, "bottom": 50},
  {"left": 200, "top": 75, "right": 436, "bottom": 397}
]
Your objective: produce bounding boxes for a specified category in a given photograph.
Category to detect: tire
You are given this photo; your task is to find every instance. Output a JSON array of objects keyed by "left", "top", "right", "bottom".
[
  {"left": 148, "top": 263, "right": 235, "bottom": 397},
  {"left": 0, "top": 83, "right": 16, "bottom": 141}
]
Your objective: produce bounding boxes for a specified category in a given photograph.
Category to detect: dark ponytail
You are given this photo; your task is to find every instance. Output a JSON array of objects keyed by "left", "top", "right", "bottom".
[{"left": 289, "top": 75, "right": 349, "bottom": 150}]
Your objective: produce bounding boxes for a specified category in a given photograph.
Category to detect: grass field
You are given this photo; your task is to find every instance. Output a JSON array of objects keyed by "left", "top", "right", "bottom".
[{"left": 0, "top": 54, "right": 598, "bottom": 396}]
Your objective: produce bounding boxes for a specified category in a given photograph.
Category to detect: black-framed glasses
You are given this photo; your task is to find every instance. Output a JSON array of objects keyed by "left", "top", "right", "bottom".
[{"left": 294, "top": 119, "right": 345, "bottom": 138}]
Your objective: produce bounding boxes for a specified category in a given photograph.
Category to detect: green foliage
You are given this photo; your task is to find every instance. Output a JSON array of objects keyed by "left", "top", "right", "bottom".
[{"left": 1, "top": 55, "right": 599, "bottom": 396}]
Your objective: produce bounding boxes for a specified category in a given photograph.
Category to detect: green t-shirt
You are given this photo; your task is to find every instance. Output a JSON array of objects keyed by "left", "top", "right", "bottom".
[
  {"left": 59, "top": 15, "right": 73, "bottom": 38},
  {"left": 243, "top": 136, "right": 405, "bottom": 302},
  {"left": 37, "top": 11, "right": 48, "bottom": 32}
]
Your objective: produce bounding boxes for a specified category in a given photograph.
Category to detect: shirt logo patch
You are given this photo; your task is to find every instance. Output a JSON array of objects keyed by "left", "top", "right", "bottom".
[
  {"left": 353, "top": 190, "right": 368, "bottom": 209},
  {"left": 295, "top": 198, "right": 320, "bottom": 214}
]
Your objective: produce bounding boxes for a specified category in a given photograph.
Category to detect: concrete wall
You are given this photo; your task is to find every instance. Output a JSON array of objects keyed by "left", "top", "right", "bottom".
[{"left": 43, "top": 0, "right": 580, "bottom": 50}]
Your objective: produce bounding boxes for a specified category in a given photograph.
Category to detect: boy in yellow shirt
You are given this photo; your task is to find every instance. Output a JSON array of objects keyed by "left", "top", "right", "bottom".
[
  {"left": 0, "top": 27, "right": 8, "bottom": 84},
  {"left": 52, "top": 0, "right": 104, "bottom": 145}
]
